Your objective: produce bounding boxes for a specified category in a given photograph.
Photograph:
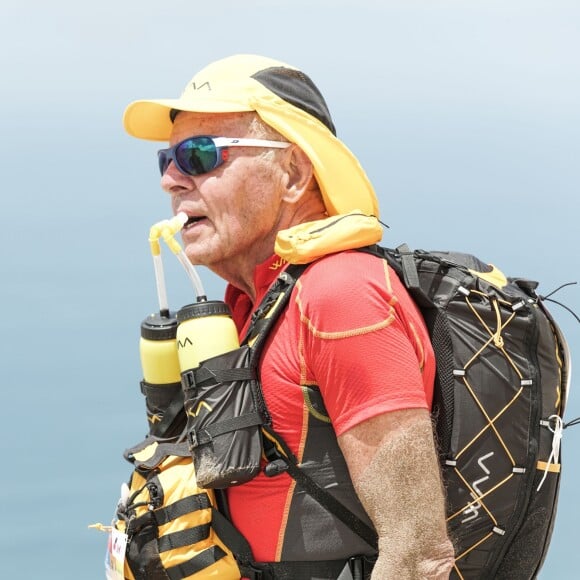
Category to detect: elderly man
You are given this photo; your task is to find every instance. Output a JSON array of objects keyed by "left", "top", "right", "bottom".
[{"left": 123, "top": 54, "right": 454, "bottom": 580}]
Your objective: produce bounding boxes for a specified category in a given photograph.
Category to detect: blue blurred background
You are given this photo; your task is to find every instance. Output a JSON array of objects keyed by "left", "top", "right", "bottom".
[{"left": 1, "top": 1, "right": 578, "bottom": 577}]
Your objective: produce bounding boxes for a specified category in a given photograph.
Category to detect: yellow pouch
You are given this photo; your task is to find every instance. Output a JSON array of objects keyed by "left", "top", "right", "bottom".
[
  {"left": 114, "top": 441, "right": 241, "bottom": 579},
  {"left": 275, "top": 211, "right": 383, "bottom": 265}
]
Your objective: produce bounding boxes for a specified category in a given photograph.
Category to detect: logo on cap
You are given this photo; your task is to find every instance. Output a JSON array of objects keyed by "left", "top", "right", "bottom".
[{"left": 191, "top": 81, "right": 211, "bottom": 91}]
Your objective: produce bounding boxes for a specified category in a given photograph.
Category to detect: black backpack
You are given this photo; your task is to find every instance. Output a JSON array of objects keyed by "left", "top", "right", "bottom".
[{"left": 247, "top": 244, "right": 574, "bottom": 580}]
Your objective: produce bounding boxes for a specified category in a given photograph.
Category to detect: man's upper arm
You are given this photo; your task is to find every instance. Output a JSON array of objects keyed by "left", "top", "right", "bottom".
[
  {"left": 338, "top": 408, "right": 455, "bottom": 579},
  {"left": 338, "top": 407, "right": 429, "bottom": 482}
]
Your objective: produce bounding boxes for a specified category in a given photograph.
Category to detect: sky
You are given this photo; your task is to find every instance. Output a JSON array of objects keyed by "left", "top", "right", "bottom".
[{"left": 1, "top": 1, "right": 579, "bottom": 578}]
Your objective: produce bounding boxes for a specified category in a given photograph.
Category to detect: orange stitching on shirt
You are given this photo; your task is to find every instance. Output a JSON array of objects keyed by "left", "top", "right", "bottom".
[
  {"left": 383, "top": 261, "right": 426, "bottom": 373},
  {"left": 383, "top": 260, "right": 399, "bottom": 306},
  {"left": 383, "top": 260, "right": 393, "bottom": 295},
  {"left": 305, "top": 316, "right": 395, "bottom": 339},
  {"left": 275, "top": 405, "right": 310, "bottom": 560},
  {"left": 276, "top": 476, "right": 297, "bottom": 560},
  {"left": 409, "top": 321, "right": 426, "bottom": 372},
  {"left": 301, "top": 379, "right": 318, "bottom": 386},
  {"left": 299, "top": 301, "right": 309, "bottom": 384},
  {"left": 295, "top": 280, "right": 396, "bottom": 339}
]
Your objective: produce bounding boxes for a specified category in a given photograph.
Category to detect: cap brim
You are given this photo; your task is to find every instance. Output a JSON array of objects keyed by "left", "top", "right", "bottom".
[{"left": 123, "top": 97, "right": 254, "bottom": 142}]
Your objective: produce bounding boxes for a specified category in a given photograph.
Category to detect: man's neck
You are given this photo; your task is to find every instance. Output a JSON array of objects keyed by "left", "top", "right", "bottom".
[{"left": 209, "top": 203, "right": 327, "bottom": 301}]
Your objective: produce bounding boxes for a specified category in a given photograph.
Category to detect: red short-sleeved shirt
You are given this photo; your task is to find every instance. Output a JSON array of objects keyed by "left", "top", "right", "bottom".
[{"left": 224, "top": 251, "right": 435, "bottom": 562}]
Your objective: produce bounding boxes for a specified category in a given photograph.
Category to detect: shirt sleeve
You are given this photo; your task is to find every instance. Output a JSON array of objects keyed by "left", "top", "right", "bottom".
[{"left": 297, "top": 252, "right": 432, "bottom": 436}]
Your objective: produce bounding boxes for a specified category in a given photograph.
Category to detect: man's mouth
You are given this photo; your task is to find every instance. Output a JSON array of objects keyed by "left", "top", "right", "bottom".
[{"left": 184, "top": 215, "right": 206, "bottom": 228}]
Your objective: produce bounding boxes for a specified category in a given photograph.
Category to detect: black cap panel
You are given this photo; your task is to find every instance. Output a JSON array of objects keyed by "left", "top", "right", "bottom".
[{"left": 252, "top": 67, "right": 336, "bottom": 135}]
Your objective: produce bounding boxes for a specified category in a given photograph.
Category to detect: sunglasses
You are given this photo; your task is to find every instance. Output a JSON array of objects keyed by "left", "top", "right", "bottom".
[{"left": 158, "top": 135, "right": 291, "bottom": 177}]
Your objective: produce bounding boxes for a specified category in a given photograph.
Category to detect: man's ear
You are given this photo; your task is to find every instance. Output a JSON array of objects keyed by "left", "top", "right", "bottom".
[{"left": 281, "top": 145, "right": 314, "bottom": 203}]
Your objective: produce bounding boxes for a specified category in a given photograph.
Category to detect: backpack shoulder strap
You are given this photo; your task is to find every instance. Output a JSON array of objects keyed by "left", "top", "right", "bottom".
[
  {"left": 262, "top": 423, "right": 379, "bottom": 549},
  {"left": 361, "top": 243, "right": 434, "bottom": 307},
  {"left": 243, "top": 257, "right": 379, "bottom": 550},
  {"left": 243, "top": 263, "right": 307, "bottom": 350}
]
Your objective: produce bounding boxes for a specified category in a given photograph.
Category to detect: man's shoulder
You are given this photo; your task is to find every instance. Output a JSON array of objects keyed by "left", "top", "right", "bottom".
[
  {"left": 295, "top": 250, "right": 390, "bottom": 306},
  {"left": 292, "top": 249, "right": 421, "bottom": 324},
  {"left": 301, "top": 249, "right": 383, "bottom": 280}
]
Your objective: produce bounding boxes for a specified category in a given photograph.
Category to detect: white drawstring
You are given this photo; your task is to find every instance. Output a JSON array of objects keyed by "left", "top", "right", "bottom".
[{"left": 537, "top": 415, "right": 563, "bottom": 491}]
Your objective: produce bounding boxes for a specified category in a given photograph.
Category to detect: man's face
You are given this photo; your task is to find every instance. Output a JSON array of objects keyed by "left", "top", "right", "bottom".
[{"left": 161, "top": 112, "right": 288, "bottom": 271}]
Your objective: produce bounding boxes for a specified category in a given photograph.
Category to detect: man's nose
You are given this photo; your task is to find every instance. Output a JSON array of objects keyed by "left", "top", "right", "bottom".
[{"left": 160, "top": 161, "right": 194, "bottom": 195}]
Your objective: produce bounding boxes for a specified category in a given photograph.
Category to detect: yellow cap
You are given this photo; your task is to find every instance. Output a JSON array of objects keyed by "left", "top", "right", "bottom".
[{"left": 123, "top": 54, "right": 379, "bottom": 217}]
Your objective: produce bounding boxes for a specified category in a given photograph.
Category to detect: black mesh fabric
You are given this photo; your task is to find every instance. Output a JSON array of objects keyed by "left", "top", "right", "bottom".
[
  {"left": 494, "top": 508, "right": 550, "bottom": 580},
  {"left": 429, "top": 310, "right": 456, "bottom": 456},
  {"left": 251, "top": 67, "right": 336, "bottom": 135}
]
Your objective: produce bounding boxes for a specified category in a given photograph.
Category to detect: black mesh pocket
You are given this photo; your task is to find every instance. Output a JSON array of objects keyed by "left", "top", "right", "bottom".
[
  {"left": 429, "top": 309, "right": 455, "bottom": 456},
  {"left": 493, "top": 464, "right": 561, "bottom": 579},
  {"left": 141, "top": 381, "right": 187, "bottom": 439},
  {"left": 182, "top": 345, "right": 267, "bottom": 488}
]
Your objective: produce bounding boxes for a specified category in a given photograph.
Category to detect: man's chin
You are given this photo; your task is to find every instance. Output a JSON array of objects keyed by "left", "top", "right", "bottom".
[
  {"left": 184, "top": 249, "right": 210, "bottom": 267},
  {"left": 183, "top": 243, "right": 220, "bottom": 268}
]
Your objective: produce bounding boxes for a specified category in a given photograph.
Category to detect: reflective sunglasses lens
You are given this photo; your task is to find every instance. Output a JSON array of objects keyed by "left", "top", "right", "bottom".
[{"left": 176, "top": 137, "right": 218, "bottom": 176}]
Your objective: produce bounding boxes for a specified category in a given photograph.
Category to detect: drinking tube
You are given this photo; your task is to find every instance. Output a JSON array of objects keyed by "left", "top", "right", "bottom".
[
  {"left": 149, "top": 219, "right": 171, "bottom": 316},
  {"left": 157, "top": 213, "right": 207, "bottom": 302}
]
